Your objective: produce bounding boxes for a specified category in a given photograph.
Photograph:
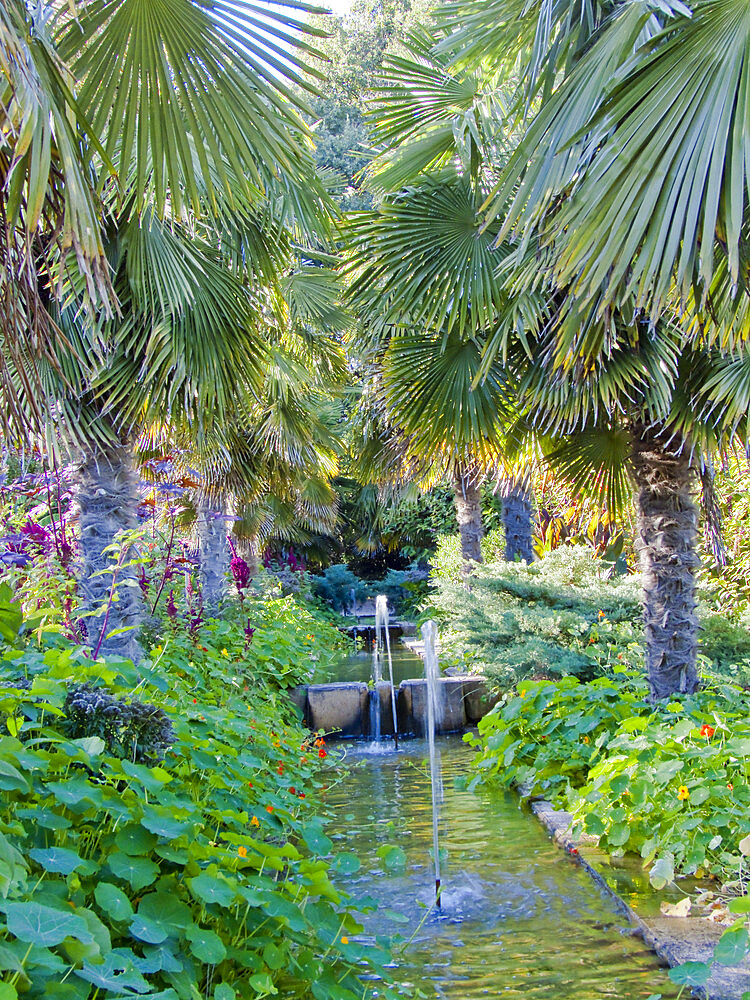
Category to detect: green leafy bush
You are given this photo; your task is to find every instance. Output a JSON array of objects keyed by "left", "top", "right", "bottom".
[
  {"left": 425, "top": 546, "right": 643, "bottom": 686},
  {"left": 0, "top": 612, "right": 395, "bottom": 999},
  {"left": 310, "top": 565, "right": 369, "bottom": 612},
  {"left": 468, "top": 670, "right": 750, "bottom": 886},
  {"left": 426, "top": 545, "right": 750, "bottom": 688}
]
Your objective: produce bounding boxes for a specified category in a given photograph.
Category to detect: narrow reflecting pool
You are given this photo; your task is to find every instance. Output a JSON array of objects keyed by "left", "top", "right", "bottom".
[{"left": 325, "top": 738, "right": 678, "bottom": 998}]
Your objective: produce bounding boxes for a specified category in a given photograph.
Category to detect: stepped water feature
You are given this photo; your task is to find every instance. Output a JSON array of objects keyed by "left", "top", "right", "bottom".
[{"left": 325, "top": 737, "right": 681, "bottom": 999}]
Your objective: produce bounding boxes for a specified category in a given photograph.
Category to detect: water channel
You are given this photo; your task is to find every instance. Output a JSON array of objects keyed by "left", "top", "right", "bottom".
[{"left": 325, "top": 737, "right": 679, "bottom": 999}]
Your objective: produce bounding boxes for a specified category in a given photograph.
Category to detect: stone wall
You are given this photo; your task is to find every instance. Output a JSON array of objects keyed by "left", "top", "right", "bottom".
[{"left": 288, "top": 676, "right": 499, "bottom": 738}]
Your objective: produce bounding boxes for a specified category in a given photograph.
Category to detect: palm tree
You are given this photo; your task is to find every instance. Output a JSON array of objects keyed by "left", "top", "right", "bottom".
[
  {"left": 345, "top": 34, "right": 544, "bottom": 565},
  {"left": 430, "top": 0, "right": 750, "bottom": 696},
  {"left": 2, "top": 1, "right": 336, "bottom": 656}
]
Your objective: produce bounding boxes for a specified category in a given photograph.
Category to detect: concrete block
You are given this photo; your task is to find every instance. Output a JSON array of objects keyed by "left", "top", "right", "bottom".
[
  {"left": 376, "top": 681, "right": 397, "bottom": 736},
  {"left": 306, "top": 682, "right": 368, "bottom": 737},
  {"left": 463, "top": 678, "right": 501, "bottom": 723},
  {"left": 397, "top": 682, "right": 416, "bottom": 734},
  {"left": 400, "top": 678, "right": 466, "bottom": 734}
]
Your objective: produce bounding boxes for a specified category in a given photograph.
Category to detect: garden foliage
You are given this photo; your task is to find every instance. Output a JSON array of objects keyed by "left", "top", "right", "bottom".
[
  {"left": 0, "top": 603, "right": 395, "bottom": 999},
  {"left": 426, "top": 545, "right": 750, "bottom": 687},
  {"left": 468, "top": 670, "right": 750, "bottom": 886}
]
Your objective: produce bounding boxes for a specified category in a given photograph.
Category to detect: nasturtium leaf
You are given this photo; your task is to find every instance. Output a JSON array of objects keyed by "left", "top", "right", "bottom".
[
  {"left": 0, "top": 984, "right": 17, "bottom": 999},
  {"left": 45, "top": 779, "right": 102, "bottom": 808},
  {"left": 115, "top": 825, "right": 158, "bottom": 856},
  {"left": 383, "top": 909, "right": 410, "bottom": 924},
  {"left": 668, "top": 961, "right": 711, "bottom": 987},
  {"left": 729, "top": 896, "right": 750, "bottom": 914},
  {"left": 94, "top": 883, "right": 133, "bottom": 922},
  {"left": 649, "top": 856, "right": 674, "bottom": 890},
  {"left": 188, "top": 873, "right": 236, "bottom": 908},
  {"left": 140, "top": 807, "right": 191, "bottom": 840},
  {"left": 185, "top": 924, "right": 226, "bottom": 964},
  {"left": 378, "top": 845, "right": 407, "bottom": 872},
  {"left": 138, "top": 892, "right": 191, "bottom": 930},
  {"left": 249, "top": 973, "right": 277, "bottom": 995},
  {"left": 713, "top": 926, "right": 750, "bottom": 966},
  {"left": 0, "top": 760, "right": 28, "bottom": 793},
  {"left": 689, "top": 787, "right": 710, "bottom": 806},
  {"left": 120, "top": 760, "right": 172, "bottom": 793},
  {"left": 16, "top": 807, "right": 70, "bottom": 830},
  {"left": 155, "top": 844, "right": 188, "bottom": 864},
  {"left": 74, "top": 952, "right": 150, "bottom": 992},
  {"left": 28, "top": 847, "right": 86, "bottom": 875},
  {"left": 302, "top": 822, "right": 332, "bottom": 856},
  {"left": 214, "top": 985, "right": 236, "bottom": 1000},
  {"left": 130, "top": 914, "right": 168, "bottom": 945},
  {"left": 72, "top": 736, "right": 106, "bottom": 757},
  {"left": 2, "top": 902, "right": 92, "bottom": 947},
  {"left": 608, "top": 823, "right": 631, "bottom": 847},
  {"left": 263, "top": 942, "right": 284, "bottom": 969},
  {"left": 332, "top": 853, "right": 360, "bottom": 875},
  {"left": 108, "top": 852, "right": 159, "bottom": 891}
]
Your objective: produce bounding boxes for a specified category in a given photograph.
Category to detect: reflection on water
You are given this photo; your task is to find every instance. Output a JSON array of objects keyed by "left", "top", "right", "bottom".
[
  {"left": 325, "top": 739, "right": 677, "bottom": 999},
  {"left": 316, "top": 642, "right": 425, "bottom": 686}
]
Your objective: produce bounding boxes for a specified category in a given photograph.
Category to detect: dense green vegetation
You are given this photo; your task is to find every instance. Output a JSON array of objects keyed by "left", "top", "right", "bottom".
[{"left": 4, "top": 0, "right": 750, "bottom": 994}]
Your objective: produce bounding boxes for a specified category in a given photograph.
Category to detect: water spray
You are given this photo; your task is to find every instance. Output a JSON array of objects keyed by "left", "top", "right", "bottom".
[
  {"left": 421, "top": 619, "right": 444, "bottom": 909},
  {"left": 375, "top": 595, "right": 399, "bottom": 749}
]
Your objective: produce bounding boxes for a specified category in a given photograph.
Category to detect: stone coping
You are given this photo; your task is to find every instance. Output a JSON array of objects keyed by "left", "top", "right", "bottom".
[{"left": 531, "top": 800, "right": 750, "bottom": 999}]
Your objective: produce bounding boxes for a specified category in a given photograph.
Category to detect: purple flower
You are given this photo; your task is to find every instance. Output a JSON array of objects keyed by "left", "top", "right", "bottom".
[
  {"left": 166, "top": 590, "right": 178, "bottom": 619},
  {"left": 245, "top": 619, "right": 256, "bottom": 644},
  {"left": 21, "top": 519, "right": 49, "bottom": 546},
  {"left": 231, "top": 555, "right": 251, "bottom": 591}
]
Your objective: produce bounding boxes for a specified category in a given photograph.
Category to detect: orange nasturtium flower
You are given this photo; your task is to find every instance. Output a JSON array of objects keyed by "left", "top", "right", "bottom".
[
  {"left": 677, "top": 786, "right": 690, "bottom": 801},
  {"left": 250, "top": 816, "right": 260, "bottom": 827},
  {"left": 238, "top": 846, "right": 248, "bottom": 858},
  {"left": 340, "top": 936, "right": 349, "bottom": 944},
  {"left": 266, "top": 805, "right": 274, "bottom": 814},
  {"left": 700, "top": 724, "right": 715, "bottom": 738}
]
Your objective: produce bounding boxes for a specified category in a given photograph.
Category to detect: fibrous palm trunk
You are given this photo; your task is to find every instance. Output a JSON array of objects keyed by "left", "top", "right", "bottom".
[
  {"left": 502, "top": 478, "right": 535, "bottom": 563},
  {"left": 197, "top": 492, "right": 230, "bottom": 614},
  {"left": 451, "top": 466, "right": 483, "bottom": 565},
  {"left": 631, "top": 424, "right": 701, "bottom": 698},
  {"left": 74, "top": 443, "right": 143, "bottom": 662}
]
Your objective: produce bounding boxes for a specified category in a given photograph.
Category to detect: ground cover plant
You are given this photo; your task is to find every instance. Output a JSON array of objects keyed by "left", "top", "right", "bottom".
[{"left": 0, "top": 604, "right": 399, "bottom": 999}]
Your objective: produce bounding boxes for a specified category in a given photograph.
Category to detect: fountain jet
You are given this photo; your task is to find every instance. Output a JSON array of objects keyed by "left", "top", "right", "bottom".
[
  {"left": 375, "top": 595, "right": 399, "bottom": 748},
  {"left": 421, "top": 619, "right": 444, "bottom": 908}
]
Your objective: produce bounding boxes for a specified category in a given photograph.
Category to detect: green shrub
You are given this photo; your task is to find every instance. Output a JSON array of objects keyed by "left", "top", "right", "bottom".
[
  {"left": 0, "top": 608, "right": 395, "bottom": 999},
  {"left": 468, "top": 670, "right": 750, "bottom": 886},
  {"left": 310, "top": 565, "right": 368, "bottom": 612},
  {"left": 424, "top": 545, "right": 643, "bottom": 686}
]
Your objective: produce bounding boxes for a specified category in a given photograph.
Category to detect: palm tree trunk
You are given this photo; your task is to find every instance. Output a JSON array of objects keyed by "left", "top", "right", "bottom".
[
  {"left": 196, "top": 492, "right": 230, "bottom": 614},
  {"left": 502, "top": 478, "right": 535, "bottom": 562},
  {"left": 74, "top": 443, "right": 143, "bottom": 662},
  {"left": 451, "top": 467, "right": 484, "bottom": 564},
  {"left": 631, "top": 424, "right": 701, "bottom": 698}
]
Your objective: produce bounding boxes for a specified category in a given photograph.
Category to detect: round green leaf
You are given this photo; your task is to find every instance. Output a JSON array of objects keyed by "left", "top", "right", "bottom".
[
  {"left": 108, "top": 852, "right": 159, "bottom": 891},
  {"left": 302, "top": 822, "right": 332, "bottom": 856},
  {"left": 668, "top": 961, "right": 711, "bottom": 987},
  {"left": 332, "top": 853, "right": 361, "bottom": 875},
  {"left": 185, "top": 924, "right": 227, "bottom": 964},
  {"left": 115, "top": 824, "right": 158, "bottom": 856},
  {"left": 94, "top": 883, "right": 133, "bottom": 923},
  {"left": 215, "top": 986, "right": 236, "bottom": 1000},
  {"left": 29, "top": 847, "right": 86, "bottom": 875},
  {"left": 138, "top": 892, "right": 192, "bottom": 930},
  {"left": 140, "top": 807, "right": 191, "bottom": 840},
  {"left": 188, "top": 873, "right": 236, "bottom": 908},
  {"left": 130, "top": 914, "right": 168, "bottom": 945},
  {"left": 713, "top": 926, "right": 750, "bottom": 967},
  {"left": 3, "top": 902, "right": 92, "bottom": 947}
]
